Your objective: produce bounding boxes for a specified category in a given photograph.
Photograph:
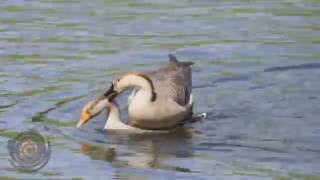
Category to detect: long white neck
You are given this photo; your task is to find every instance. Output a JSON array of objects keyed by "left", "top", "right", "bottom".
[
  {"left": 119, "top": 74, "right": 156, "bottom": 102},
  {"left": 104, "top": 103, "right": 132, "bottom": 130}
]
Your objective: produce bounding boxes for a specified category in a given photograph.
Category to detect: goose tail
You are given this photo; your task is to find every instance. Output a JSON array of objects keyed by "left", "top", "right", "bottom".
[{"left": 168, "top": 54, "right": 194, "bottom": 67}]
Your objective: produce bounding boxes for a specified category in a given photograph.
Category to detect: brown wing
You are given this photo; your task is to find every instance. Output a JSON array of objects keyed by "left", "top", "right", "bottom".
[{"left": 145, "top": 55, "right": 193, "bottom": 106}]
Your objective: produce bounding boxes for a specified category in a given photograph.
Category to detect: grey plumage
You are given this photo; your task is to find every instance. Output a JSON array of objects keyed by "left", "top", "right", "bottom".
[{"left": 144, "top": 54, "right": 193, "bottom": 106}]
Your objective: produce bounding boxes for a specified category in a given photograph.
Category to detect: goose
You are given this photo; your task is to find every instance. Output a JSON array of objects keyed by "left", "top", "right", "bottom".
[
  {"left": 76, "top": 94, "right": 205, "bottom": 133},
  {"left": 83, "top": 54, "right": 194, "bottom": 130}
]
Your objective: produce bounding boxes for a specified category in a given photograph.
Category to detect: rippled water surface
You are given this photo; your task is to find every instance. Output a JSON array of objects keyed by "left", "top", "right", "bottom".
[{"left": 0, "top": 0, "right": 320, "bottom": 179}]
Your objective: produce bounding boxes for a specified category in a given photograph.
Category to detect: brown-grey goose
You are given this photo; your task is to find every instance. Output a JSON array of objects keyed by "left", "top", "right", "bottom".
[{"left": 77, "top": 54, "right": 195, "bottom": 130}]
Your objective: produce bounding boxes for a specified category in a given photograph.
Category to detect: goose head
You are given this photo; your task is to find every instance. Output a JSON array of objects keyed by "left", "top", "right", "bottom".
[
  {"left": 77, "top": 94, "right": 115, "bottom": 128},
  {"left": 105, "top": 73, "right": 157, "bottom": 102}
]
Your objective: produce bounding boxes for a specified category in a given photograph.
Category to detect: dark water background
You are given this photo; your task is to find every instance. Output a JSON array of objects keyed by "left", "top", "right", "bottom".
[{"left": 0, "top": 0, "right": 320, "bottom": 179}]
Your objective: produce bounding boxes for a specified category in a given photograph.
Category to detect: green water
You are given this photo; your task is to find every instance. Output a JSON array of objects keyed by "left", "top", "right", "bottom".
[{"left": 0, "top": 0, "right": 320, "bottom": 179}]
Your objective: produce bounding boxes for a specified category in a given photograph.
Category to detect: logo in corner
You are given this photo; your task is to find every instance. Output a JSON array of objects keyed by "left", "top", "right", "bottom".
[{"left": 7, "top": 130, "right": 51, "bottom": 172}]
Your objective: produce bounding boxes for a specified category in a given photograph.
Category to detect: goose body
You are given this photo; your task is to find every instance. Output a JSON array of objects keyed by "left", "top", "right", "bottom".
[
  {"left": 128, "top": 88, "right": 193, "bottom": 129},
  {"left": 108, "top": 55, "right": 194, "bottom": 130},
  {"left": 103, "top": 101, "right": 162, "bottom": 133},
  {"left": 77, "top": 54, "right": 195, "bottom": 131}
]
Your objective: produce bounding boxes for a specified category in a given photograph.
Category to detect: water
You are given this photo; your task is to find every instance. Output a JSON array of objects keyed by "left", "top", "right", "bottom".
[{"left": 0, "top": 0, "right": 320, "bottom": 179}]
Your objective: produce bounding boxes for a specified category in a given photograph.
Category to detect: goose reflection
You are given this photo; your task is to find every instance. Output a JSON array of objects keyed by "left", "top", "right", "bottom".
[
  {"left": 80, "top": 143, "right": 116, "bottom": 162},
  {"left": 79, "top": 128, "right": 195, "bottom": 172}
]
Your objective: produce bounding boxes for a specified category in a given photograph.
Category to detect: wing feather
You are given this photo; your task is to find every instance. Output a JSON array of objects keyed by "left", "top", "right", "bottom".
[{"left": 144, "top": 55, "right": 193, "bottom": 106}]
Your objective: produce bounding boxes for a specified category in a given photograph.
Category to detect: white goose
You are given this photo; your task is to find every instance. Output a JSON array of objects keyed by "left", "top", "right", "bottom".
[{"left": 77, "top": 54, "right": 196, "bottom": 130}]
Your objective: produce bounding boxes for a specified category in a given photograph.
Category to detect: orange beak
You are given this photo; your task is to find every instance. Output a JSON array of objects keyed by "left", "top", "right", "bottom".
[{"left": 77, "top": 110, "right": 91, "bottom": 128}]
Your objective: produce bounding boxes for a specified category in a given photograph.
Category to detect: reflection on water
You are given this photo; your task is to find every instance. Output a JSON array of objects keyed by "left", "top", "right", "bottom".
[
  {"left": 80, "top": 143, "right": 116, "bottom": 163},
  {"left": 0, "top": 0, "right": 320, "bottom": 179},
  {"left": 80, "top": 129, "right": 194, "bottom": 175}
]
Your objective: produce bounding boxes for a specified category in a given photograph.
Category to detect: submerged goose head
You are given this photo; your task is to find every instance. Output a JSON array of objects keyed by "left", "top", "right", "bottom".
[{"left": 105, "top": 73, "right": 157, "bottom": 102}]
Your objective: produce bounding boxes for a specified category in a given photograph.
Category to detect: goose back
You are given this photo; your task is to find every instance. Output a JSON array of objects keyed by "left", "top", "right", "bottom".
[{"left": 145, "top": 55, "right": 193, "bottom": 106}]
